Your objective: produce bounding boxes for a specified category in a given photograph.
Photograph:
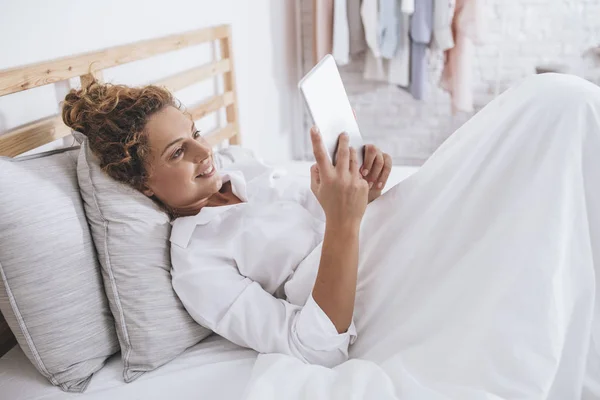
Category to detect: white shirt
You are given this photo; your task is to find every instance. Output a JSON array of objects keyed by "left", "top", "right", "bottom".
[{"left": 170, "top": 163, "right": 357, "bottom": 367}]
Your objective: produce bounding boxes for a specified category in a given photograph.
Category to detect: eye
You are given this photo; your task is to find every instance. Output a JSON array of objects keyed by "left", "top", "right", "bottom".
[
  {"left": 171, "top": 148, "right": 184, "bottom": 159},
  {"left": 193, "top": 130, "right": 201, "bottom": 139}
]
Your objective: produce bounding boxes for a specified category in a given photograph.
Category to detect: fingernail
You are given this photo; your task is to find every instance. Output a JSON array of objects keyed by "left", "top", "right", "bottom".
[
  {"left": 377, "top": 182, "right": 383, "bottom": 189},
  {"left": 368, "top": 182, "right": 374, "bottom": 189},
  {"left": 362, "top": 169, "right": 368, "bottom": 176},
  {"left": 342, "top": 132, "right": 348, "bottom": 137}
]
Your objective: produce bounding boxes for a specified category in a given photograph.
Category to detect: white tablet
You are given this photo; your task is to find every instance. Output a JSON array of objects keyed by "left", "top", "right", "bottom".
[{"left": 299, "top": 54, "right": 364, "bottom": 166}]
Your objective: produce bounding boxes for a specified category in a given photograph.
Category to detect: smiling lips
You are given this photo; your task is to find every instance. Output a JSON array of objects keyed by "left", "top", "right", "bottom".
[{"left": 196, "top": 163, "right": 215, "bottom": 179}]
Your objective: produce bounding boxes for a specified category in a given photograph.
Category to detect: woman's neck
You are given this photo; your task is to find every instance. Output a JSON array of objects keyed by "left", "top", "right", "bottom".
[
  {"left": 172, "top": 181, "right": 242, "bottom": 218},
  {"left": 205, "top": 181, "right": 242, "bottom": 207}
]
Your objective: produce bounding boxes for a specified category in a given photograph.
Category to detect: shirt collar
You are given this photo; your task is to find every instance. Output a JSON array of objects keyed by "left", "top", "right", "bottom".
[{"left": 170, "top": 169, "right": 248, "bottom": 248}]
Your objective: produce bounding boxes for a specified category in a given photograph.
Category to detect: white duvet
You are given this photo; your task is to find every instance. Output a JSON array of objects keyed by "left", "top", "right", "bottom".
[{"left": 242, "top": 74, "right": 600, "bottom": 399}]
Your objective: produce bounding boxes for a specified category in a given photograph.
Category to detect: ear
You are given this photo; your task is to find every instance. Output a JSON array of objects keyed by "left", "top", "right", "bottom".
[{"left": 142, "top": 186, "right": 154, "bottom": 197}]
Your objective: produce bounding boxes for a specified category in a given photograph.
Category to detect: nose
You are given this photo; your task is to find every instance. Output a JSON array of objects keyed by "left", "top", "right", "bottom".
[{"left": 189, "top": 140, "right": 211, "bottom": 163}]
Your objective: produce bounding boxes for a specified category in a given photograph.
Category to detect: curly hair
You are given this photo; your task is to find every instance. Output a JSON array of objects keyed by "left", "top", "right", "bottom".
[{"left": 62, "top": 79, "right": 178, "bottom": 192}]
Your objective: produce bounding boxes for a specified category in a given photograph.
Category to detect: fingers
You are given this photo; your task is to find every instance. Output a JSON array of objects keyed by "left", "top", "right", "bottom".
[
  {"left": 368, "top": 149, "right": 384, "bottom": 182},
  {"left": 335, "top": 132, "right": 350, "bottom": 171},
  {"left": 375, "top": 153, "right": 393, "bottom": 190},
  {"left": 361, "top": 144, "right": 377, "bottom": 177},
  {"left": 310, "top": 126, "right": 332, "bottom": 172},
  {"left": 349, "top": 147, "right": 359, "bottom": 176},
  {"left": 310, "top": 163, "right": 320, "bottom": 184},
  {"left": 310, "top": 163, "right": 320, "bottom": 194},
  {"left": 364, "top": 147, "right": 384, "bottom": 184}
]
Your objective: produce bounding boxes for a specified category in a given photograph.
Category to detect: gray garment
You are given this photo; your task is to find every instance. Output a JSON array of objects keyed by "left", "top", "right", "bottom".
[
  {"left": 348, "top": 0, "right": 367, "bottom": 55},
  {"left": 410, "top": 43, "right": 428, "bottom": 99},
  {"left": 378, "top": 0, "right": 399, "bottom": 59},
  {"left": 410, "top": 0, "right": 434, "bottom": 100}
]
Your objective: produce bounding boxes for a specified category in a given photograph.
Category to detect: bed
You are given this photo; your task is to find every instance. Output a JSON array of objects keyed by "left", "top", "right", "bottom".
[
  {"left": 0, "top": 336, "right": 257, "bottom": 400},
  {"left": 0, "top": 25, "right": 418, "bottom": 398}
]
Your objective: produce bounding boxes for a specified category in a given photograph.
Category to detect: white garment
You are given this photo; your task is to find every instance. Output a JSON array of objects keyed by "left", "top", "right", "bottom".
[
  {"left": 241, "top": 73, "right": 600, "bottom": 399},
  {"left": 432, "top": 0, "right": 455, "bottom": 51},
  {"left": 363, "top": 0, "right": 414, "bottom": 87},
  {"left": 361, "top": 0, "right": 383, "bottom": 79},
  {"left": 401, "top": 0, "right": 415, "bottom": 14},
  {"left": 387, "top": 12, "right": 411, "bottom": 86},
  {"left": 170, "top": 166, "right": 357, "bottom": 368},
  {"left": 332, "top": 0, "right": 350, "bottom": 65}
]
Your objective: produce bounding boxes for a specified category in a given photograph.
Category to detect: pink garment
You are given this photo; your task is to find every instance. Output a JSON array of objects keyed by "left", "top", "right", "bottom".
[
  {"left": 313, "top": 0, "right": 334, "bottom": 65},
  {"left": 440, "top": 0, "right": 483, "bottom": 114}
]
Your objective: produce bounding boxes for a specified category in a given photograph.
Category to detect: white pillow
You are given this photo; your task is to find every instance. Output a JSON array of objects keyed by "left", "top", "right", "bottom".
[
  {"left": 75, "top": 133, "right": 258, "bottom": 382},
  {"left": 0, "top": 147, "right": 119, "bottom": 392},
  {"left": 75, "top": 136, "right": 211, "bottom": 382}
]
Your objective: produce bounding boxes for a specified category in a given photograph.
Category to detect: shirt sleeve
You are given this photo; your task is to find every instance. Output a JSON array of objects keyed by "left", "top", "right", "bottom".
[
  {"left": 171, "top": 246, "right": 356, "bottom": 368},
  {"left": 299, "top": 185, "right": 326, "bottom": 222}
]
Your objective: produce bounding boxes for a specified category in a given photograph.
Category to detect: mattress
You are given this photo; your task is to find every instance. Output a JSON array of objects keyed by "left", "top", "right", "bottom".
[
  {"left": 0, "top": 335, "right": 257, "bottom": 400},
  {"left": 0, "top": 162, "right": 419, "bottom": 399}
]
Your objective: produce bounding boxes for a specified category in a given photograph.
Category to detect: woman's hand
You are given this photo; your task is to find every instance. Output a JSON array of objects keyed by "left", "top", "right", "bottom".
[
  {"left": 361, "top": 144, "right": 392, "bottom": 203},
  {"left": 350, "top": 110, "right": 392, "bottom": 203},
  {"left": 310, "top": 126, "right": 369, "bottom": 228}
]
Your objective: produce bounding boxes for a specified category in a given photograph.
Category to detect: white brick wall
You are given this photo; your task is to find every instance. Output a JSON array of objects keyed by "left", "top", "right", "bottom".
[{"left": 299, "top": 0, "right": 600, "bottom": 165}]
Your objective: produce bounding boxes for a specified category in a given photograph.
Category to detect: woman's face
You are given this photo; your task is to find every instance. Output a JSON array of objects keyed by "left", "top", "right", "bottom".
[{"left": 142, "top": 106, "right": 222, "bottom": 213}]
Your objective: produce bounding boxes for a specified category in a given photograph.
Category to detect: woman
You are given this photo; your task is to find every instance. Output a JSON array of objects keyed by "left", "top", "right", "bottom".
[
  {"left": 62, "top": 81, "right": 392, "bottom": 367},
  {"left": 64, "top": 73, "right": 600, "bottom": 397}
]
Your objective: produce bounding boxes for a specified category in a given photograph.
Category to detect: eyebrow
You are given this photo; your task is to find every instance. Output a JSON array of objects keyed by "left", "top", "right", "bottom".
[{"left": 160, "top": 122, "right": 196, "bottom": 158}]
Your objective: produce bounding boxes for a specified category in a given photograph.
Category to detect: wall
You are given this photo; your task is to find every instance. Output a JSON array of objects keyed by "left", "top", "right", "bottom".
[
  {"left": 299, "top": 0, "right": 600, "bottom": 165},
  {"left": 0, "top": 0, "right": 302, "bottom": 162}
]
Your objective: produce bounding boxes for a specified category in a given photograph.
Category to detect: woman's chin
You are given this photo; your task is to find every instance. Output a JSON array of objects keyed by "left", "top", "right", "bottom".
[{"left": 213, "top": 174, "right": 223, "bottom": 191}]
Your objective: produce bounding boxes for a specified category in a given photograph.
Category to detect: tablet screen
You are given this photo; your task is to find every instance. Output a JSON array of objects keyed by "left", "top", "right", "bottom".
[{"left": 299, "top": 54, "right": 364, "bottom": 165}]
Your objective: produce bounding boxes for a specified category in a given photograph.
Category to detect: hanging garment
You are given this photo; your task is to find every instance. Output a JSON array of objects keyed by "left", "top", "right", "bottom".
[
  {"left": 363, "top": 0, "right": 413, "bottom": 88},
  {"left": 379, "top": 0, "right": 399, "bottom": 60},
  {"left": 409, "top": 0, "right": 434, "bottom": 100},
  {"left": 314, "top": 0, "right": 335, "bottom": 65},
  {"left": 440, "top": 0, "right": 483, "bottom": 113},
  {"left": 388, "top": 2, "right": 412, "bottom": 87},
  {"left": 332, "top": 0, "right": 351, "bottom": 65},
  {"left": 432, "top": 0, "right": 456, "bottom": 51},
  {"left": 347, "top": 0, "right": 367, "bottom": 56},
  {"left": 401, "top": 0, "right": 414, "bottom": 14},
  {"left": 362, "top": 0, "right": 385, "bottom": 80}
]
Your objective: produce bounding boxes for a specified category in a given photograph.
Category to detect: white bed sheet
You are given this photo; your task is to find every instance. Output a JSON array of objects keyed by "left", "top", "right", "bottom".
[
  {"left": 0, "top": 162, "right": 419, "bottom": 400},
  {"left": 0, "top": 335, "right": 257, "bottom": 400}
]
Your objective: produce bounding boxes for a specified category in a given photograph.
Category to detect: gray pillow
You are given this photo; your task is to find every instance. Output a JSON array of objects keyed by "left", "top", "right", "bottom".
[
  {"left": 0, "top": 147, "right": 119, "bottom": 392},
  {"left": 75, "top": 137, "right": 211, "bottom": 382}
]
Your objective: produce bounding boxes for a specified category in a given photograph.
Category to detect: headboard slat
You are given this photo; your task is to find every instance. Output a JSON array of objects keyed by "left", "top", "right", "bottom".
[
  {"left": 0, "top": 25, "right": 230, "bottom": 97},
  {"left": 189, "top": 92, "right": 234, "bottom": 122},
  {"left": 156, "top": 59, "right": 231, "bottom": 93},
  {"left": 205, "top": 123, "right": 237, "bottom": 145},
  {"left": 219, "top": 32, "right": 240, "bottom": 145},
  {"left": 0, "top": 115, "right": 69, "bottom": 157}
]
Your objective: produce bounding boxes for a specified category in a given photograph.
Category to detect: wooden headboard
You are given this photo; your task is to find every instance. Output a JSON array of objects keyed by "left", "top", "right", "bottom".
[{"left": 0, "top": 24, "right": 241, "bottom": 356}]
